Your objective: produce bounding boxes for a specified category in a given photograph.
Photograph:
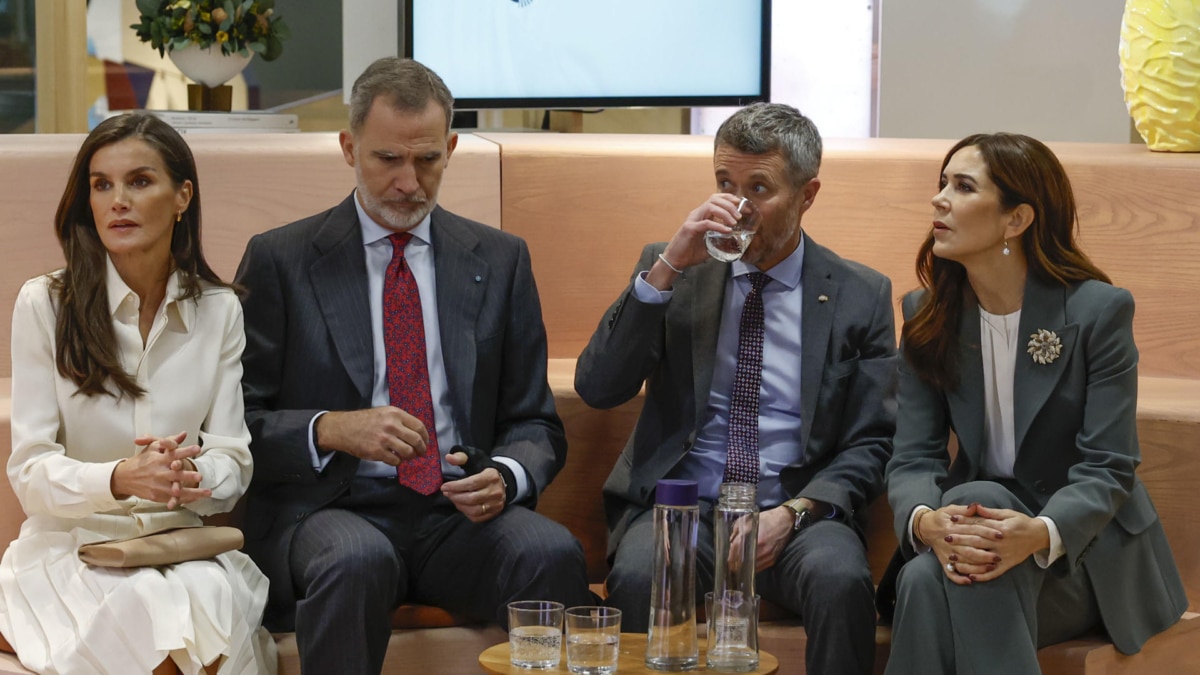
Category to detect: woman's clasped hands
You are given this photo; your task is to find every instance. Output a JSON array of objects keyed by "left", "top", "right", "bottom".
[
  {"left": 916, "top": 502, "right": 1052, "bottom": 585},
  {"left": 110, "top": 431, "right": 211, "bottom": 508}
]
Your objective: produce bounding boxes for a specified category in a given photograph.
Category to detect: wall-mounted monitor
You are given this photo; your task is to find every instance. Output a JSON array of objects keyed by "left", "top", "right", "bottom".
[{"left": 405, "top": 0, "right": 771, "bottom": 110}]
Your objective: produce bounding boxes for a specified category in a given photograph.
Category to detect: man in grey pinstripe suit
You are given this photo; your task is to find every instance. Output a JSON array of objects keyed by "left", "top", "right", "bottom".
[{"left": 234, "top": 57, "right": 593, "bottom": 675}]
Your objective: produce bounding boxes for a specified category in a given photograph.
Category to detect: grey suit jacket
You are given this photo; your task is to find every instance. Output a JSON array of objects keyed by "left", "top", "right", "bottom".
[
  {"left": 234, "top": 195, "right": 565, "bottom": 617},
  {"left": 885, "top": 275, "right": 1187, "bottom": 654},
  {"left": 576, "top": 236, "right": 897, "bottom": 556}
]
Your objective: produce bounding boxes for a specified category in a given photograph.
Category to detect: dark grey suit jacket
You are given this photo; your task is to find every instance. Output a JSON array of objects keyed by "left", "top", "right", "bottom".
[
  {"left": 234, "top": 195, "right": 565, "bottom": 618},
  {"left": 576, "top": 236, "right": 897, "bottom": 556},
  {"left": 886, "top": 275, "right": 1187, "bottom": 654}
]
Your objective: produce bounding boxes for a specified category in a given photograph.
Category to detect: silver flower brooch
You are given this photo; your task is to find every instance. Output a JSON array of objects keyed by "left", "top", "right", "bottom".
[{"left": 1027, "top": 329, "right": 1062, "bottom": 365}]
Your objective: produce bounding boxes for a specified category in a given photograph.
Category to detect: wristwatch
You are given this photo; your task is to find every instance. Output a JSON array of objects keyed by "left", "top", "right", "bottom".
[{"left": 784, "top": 499, "right": 815, "bottom": 532}]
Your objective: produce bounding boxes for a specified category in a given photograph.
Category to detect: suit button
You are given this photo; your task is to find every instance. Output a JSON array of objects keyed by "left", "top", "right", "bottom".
[{"left": 295, "top": 513, "right": 306, "bottom": 522}]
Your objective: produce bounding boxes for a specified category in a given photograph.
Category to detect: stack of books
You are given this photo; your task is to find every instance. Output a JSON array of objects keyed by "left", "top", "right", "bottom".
[{"left": 110, "top": 110, "right": 299, "bottom": 134}]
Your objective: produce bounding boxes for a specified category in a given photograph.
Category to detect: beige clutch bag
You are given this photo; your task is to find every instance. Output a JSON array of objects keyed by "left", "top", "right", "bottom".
[{"left": 77, "top": 526, "right": 244, "bottom": 568}]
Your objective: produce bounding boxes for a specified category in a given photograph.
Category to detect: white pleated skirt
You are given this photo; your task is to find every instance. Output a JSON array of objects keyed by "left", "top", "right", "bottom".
[{"left": 0, "top": 529, "right": 276, "bottom": 675}]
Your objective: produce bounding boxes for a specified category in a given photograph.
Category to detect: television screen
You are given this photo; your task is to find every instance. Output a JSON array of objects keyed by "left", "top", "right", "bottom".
[{"left": 405, "top": 0, "right": 771, "bottom": 110}]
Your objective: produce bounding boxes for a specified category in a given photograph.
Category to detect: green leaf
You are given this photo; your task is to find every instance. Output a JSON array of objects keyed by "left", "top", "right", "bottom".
[
  {"left": 197, "top": 22, "right": 212, "bottom": 34},
  {"left": 258, "top": 0, "right": 274, "bottom": 12},
  {"left": 135, "top": 0, "right": 163, "bottom": 17},
  {"left": 272, "top": 19, "right": 289, "bottom": 41},
  {"left": 263, "top": 34, "right": 282, "bottom": 61},
  {"left": 219, "top": 16, "right": 233, "bottom": 31},
  {"left": 248, "top": 41, "right": 266, "bottom": 54},
  {"left": 172, "top": 36, "right": 190, "bottom": 50}
]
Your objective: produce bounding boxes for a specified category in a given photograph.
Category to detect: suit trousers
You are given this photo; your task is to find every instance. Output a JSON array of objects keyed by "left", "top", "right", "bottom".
[
  {"left": 885, "top": 481, "right": 1101, "bottom": 675},
  {"left": 288, "top": 477, "right": 593, "bottom": 675},
  {"left": 606, "top": 503, "right": 877, "bottom": 675}
]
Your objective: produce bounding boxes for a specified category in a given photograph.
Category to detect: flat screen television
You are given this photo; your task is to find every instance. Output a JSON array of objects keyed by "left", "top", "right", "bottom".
[{"left": 404, "top": 0, "right": 771, "bottom": 110}]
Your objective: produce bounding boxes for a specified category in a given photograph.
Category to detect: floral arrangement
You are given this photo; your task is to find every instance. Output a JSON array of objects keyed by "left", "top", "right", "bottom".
[{"left": 131, "top": 0, "right": 290, "bottom": 62}]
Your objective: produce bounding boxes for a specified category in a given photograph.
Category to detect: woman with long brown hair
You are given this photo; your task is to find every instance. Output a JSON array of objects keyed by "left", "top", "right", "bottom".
[
  {"left": 883, "top": 133, "right": 1186, "bottom": 673},
  {"left": 0, "top": 113, "right": 274, "bottom": 674}
]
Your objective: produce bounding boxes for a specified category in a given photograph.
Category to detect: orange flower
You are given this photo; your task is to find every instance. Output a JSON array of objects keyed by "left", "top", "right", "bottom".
[{"left": 212, "top": 7, "right": 228, "bottom": 23}]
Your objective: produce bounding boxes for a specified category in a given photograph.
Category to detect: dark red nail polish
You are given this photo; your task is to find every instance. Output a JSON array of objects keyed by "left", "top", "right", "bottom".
[
  {"left": 993, "top": 555, "right": 1001, "bottom": 563},
  {"left": 945, "top": 535, "right": 953, "bottom": 543},
  {"left": 950, "top": 515, "right": 960, "bottom": 522},
  {"left": 949, "top": 554, "right": 958, "bottom": 562}
]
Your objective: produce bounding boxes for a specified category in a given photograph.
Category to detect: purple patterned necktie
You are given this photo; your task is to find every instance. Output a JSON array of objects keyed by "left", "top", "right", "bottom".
[
  {"left": 384, "top": 232, "right": 442, "bottom": 495},
  {"left": 724, "top": 272, "right": 770, "bottom": 484}
]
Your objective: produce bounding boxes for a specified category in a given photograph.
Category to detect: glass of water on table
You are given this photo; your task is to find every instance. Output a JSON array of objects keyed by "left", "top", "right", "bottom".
[
  {"left": 705, "top": 197, "right": 760, "bottom": 262},
  {"left": 566, "top": 606, "right": 621, "bottom": 674},
  {"left": 508, "top": 600, "right": 564, "bottom": 669}
]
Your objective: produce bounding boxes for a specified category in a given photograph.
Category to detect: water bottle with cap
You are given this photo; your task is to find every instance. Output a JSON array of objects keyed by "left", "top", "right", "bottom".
[
  {"left": 708, "top": 481, "right": 760, "bottom": 672},
  {"left": 645, "top": 479, "right": 700, "bottom": 671}
]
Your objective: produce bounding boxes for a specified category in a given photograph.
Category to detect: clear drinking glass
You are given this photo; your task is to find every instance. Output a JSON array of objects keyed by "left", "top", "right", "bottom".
[
  {"left": 704, "top": 197, "right": 760, "bottom": 262},
  {"left": 508, "top": 600, "right": 564, "bottom": 669},
  {"left": 565, "top": 606, "right": 622, "bottom": 674},
  {"left": 704, "top": 592, "right": 761, "bottom": 672}
]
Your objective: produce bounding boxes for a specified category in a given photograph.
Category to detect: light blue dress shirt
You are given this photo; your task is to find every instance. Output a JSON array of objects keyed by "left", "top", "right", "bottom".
[
  {"left": 635, "top": 237, "right": 807, "bottom": 507},
  {"left": 306, "top": 194, "right": 531, "bottom": 500}
]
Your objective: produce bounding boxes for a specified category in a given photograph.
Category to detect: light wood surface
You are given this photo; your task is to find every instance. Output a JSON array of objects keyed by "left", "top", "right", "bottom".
[{"left": 478, "top": 633, "right": 779, "bottom": 675}]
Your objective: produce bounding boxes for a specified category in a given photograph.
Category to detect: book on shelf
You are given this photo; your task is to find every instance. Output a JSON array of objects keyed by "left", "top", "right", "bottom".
[{"left": 109, "top": 110, "right": 299, "bottom": 133}]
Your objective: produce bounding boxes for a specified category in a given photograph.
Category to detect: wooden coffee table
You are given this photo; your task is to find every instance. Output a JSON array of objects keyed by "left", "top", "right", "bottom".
[{"left": 479, "top": 632, "right": 779, "bottom": 674}]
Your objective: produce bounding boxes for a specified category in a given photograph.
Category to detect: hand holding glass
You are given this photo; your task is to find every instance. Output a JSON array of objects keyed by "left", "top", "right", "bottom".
[
  {"left": 508, "top": 600, "right": 564, "bottom": 669},
  {"left": 566, "top": 606, "right": 621, "bottom": 674},
  {"left": 705, "top": 197, "right": 760, "bottom": 262}
]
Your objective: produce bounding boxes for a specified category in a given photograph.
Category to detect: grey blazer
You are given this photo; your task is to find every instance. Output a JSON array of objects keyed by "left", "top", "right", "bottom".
[
  {"left": 885, "top": 275, "right": 1187, "bottom": 654},
  {"left": 234, "top": 195, "right": 565, "bottom": 617},
  {"left": 576, "top": 237, "right": 897, "bottom": 556}
]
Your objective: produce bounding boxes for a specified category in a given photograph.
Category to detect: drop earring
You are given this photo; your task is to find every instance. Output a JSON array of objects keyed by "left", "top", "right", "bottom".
[
  {"left": 1002, "top": 239, "right": 1011, "bottom": 256},
  {"left": 176, "top": 211, "right": 183, "bottom": 222}
]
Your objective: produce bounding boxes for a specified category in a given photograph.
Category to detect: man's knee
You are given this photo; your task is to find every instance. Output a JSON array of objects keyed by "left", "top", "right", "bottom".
[{"left": 293, "top": 517, "right": 403, "bottom": 599}]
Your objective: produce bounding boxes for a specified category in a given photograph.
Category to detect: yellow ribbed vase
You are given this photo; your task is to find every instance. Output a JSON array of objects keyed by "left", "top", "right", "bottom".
[{"left": 1119, "top": 0, "right": 1200, "bottom": 152}]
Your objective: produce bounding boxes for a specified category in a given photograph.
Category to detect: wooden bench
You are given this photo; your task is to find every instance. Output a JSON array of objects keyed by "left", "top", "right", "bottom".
[{"left": 3, "top": 133, "right": 1199, "bottom": 674}]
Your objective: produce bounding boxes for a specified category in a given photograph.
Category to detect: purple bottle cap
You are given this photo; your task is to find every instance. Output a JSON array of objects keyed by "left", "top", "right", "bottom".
[{"left": 655, "top": 479, "right": 698, "bottom": 507}]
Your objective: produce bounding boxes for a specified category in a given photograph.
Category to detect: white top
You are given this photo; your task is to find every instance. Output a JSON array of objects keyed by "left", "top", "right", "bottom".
[
  {"left": 7, "top": 260, "right": 253, "bottom": 539},
  {"left": 980, "top": 308, "right": 1020, "bottom": 479}
]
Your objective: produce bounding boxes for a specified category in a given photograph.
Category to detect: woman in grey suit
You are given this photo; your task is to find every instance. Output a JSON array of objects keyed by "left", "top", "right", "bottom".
[{"left": 884, "top": 133, "right": 1186, "bottom": 674}]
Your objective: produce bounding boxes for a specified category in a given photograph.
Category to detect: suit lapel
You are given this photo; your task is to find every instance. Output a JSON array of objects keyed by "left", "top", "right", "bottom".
[
  {"left": 690, "top": 260, "right": 730, "bottom": 430},
  {"left": 947, "top": 299, "right": 986, "bottom": 466},
  {"left": 798, "top": 240, "right": 837, "bottom": 453},
  {"left": 1014, "top": 275, "right": 1075, "bottom": 453},
  {"left": 431, "top": 207, "right": 487, "bottom": 439},
  {"left": 309, "top": 195, "right": 375, "bottom": 403}
]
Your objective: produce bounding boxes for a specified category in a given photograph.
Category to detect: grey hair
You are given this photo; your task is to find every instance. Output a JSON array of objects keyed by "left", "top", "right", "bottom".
[
  {"left": 348, "top": 57, "right": 455, "bottom": 134},
  {"left": 714, "top": 102, "right": 822, "bottom": 188}
]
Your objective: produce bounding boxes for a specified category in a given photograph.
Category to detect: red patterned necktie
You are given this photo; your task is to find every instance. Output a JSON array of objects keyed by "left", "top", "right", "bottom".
[
  {"left": 724, "top": 272, "right": 770, "bottom": 484},
  {"left": 384, "top": 232, "right": 442, "bottom": 495}
]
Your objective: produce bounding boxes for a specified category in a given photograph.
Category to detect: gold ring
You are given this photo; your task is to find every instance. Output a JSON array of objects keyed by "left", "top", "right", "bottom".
[{"left": 481, "top": 503, "right": 488, "bottom": 515}]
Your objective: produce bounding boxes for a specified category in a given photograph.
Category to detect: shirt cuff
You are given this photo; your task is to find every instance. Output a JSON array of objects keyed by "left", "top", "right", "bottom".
[
  {"left": 908, "top": 505, "right": 934, "bottom": 553},
  {"left": 632, "top": 271, "right": 673, "bottom": 304},
  {"left": 1033, "top": 516, "right": 1065, "bottom": 568},
  {"left": 91, "top": 459, "right": 129, "bottom": 511},
  {"left": 492, "top": 456, "right": 531, "bottom": 503},
  {"left": 308, "top": 411, "right": 334, "bottom": 472}
]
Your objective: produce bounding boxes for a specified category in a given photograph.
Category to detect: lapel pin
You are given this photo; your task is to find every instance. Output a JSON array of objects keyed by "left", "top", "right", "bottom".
[
  {"left": 474, "top": 275, "right": 482, "bottom": 283},
  {"left": 1027, "top": 329, "right": 1062, "bottom": 365},
  {"left": 818, "top": 294, "right": 829, "bottom": 303}
]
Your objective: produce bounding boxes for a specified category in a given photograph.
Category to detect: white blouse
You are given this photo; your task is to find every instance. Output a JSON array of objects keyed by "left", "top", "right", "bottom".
[
  {"left": 979, "top": 308, "right": 1021, "bottom": 479},
  {"left": 8, "top": 259, "right": 253, "bottom": 541}
]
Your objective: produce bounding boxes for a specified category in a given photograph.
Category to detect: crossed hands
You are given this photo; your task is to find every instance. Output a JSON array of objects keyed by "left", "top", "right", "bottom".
[
  {"left": 316, "top": 407, "right": 505, "bottom": 524},
  {"left": 110, "top": 431, "right": 210, "bottom": 508},
  {"left": 917, "top": 503, "right": 1051, "bottom": 585},
  {"left": 648, "top": 193, "right": 743, "bottom": 289}
]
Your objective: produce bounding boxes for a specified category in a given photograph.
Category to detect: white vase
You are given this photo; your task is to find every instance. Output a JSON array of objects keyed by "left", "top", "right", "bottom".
[{"left": 169, "top": 44, "right": 254, "bottom": 88}]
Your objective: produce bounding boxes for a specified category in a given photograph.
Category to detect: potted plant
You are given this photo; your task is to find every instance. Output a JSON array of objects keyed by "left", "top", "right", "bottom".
[{"left": 131, "top": 0, "right": 290, "bottom": 107}]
